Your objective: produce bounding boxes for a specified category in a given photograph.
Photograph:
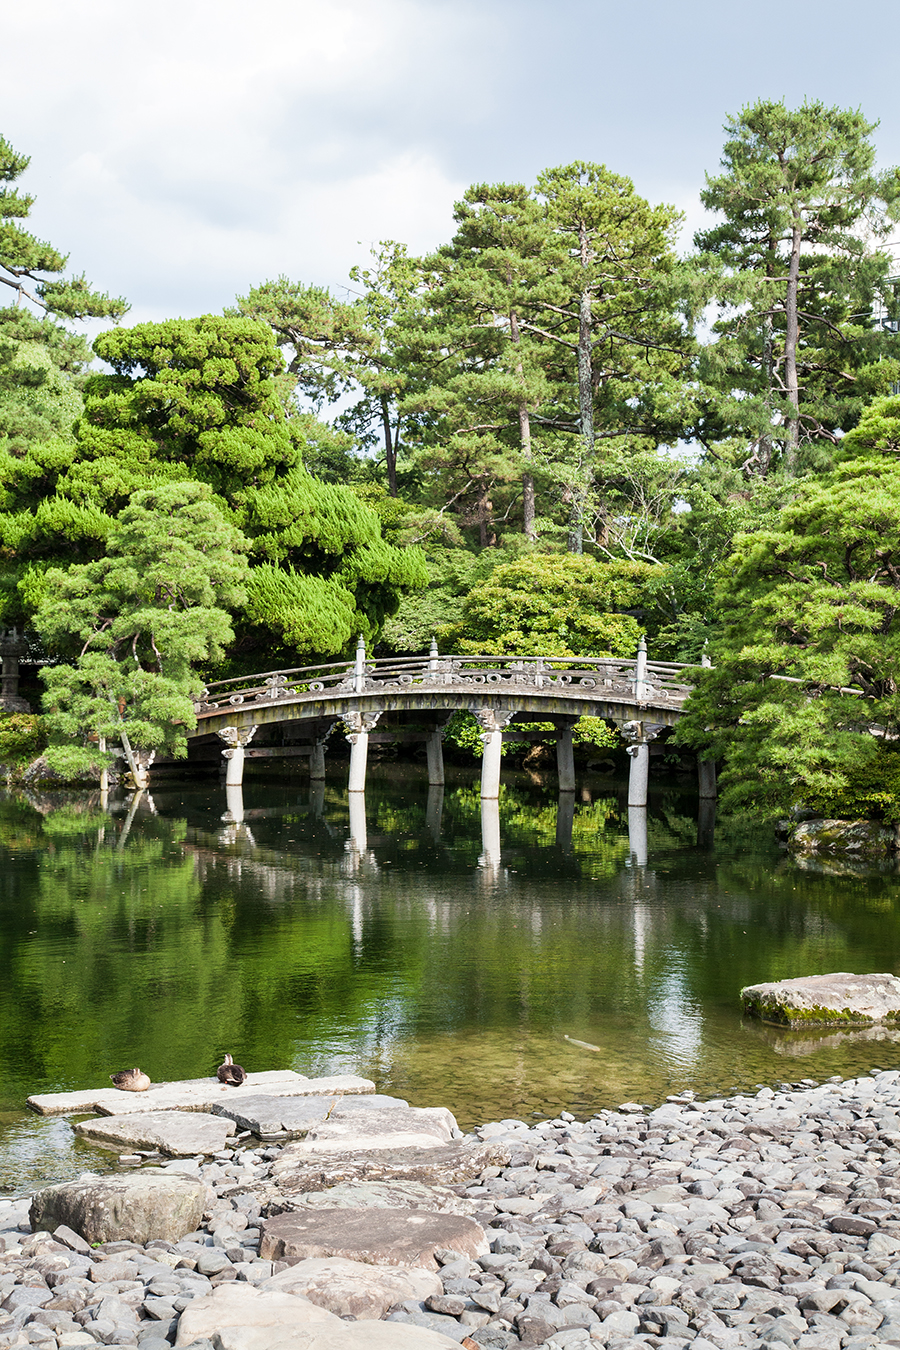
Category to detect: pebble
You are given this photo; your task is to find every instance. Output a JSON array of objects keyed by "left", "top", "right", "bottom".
[{"left": 6, "top": 1073, "right": 900, "bottom": 1346}]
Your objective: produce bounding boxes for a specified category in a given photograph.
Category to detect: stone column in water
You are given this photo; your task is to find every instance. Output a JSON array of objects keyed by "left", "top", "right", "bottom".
[
  {"left": 343, "top": 711, "right": 381, "bottom": 792},
  {"left": 310, "top": 720, "right": 336, "bottom": 781},
  {"left": 217, "top": 725, "right": 257, "bottom": 786},
  {"left": 425, "top": 721, "right": 447, "bottom": 787},
  {"left": 555, "top": 718, "right": 576, "bottom": 793},
  {"left": 475, "top": 707, "right": 513, "bottom": 799},
  {"left": 620, "top": 720, "right": 663, "bottom": 808}
]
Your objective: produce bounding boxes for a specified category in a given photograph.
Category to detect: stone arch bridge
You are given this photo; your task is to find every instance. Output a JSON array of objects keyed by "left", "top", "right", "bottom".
[{"left": 187, "top": 638, "right": 711, "bottom": 807}]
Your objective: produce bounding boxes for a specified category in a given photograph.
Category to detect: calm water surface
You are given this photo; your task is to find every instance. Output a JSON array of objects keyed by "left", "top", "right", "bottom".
[{"left": 2, "top": 765, "right": 900, "bottom": 1193}]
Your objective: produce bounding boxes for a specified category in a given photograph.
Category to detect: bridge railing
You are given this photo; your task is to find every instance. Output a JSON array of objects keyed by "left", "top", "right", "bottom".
[{"left": 194, "top": 640, "right": 693, "bottom": 717}]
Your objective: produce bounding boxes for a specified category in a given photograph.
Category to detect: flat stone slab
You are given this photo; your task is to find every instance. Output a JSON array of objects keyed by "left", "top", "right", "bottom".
[
  {"left": 275, "top": 1179, "right": 476, "bottom": 1216},
  {"left": 74, "top": 1109, "right": 236, "bottom": 1156},
  {"left": 174, "top": 1283, "right": 461, "bottom": 1350},
  {"left": 211, "top": 1093, "right": 408, "bottom": 1140},
  {"left": 741, "top": 972, "right": 900, "bottom": 1026},
  {"left": 268, "top": 1140, "right": 511, "bottom": 1195},
  {"left": 262, "top": 1256, "right": 442, "bottom": 1319},
  {"left": 295, "top": 1105, "right": 459, "bottom": 1155},
  {"left": 31, "top": 1173, "right": 207, "bottom": 1244},
  {"left": 174, "top": 1283, "right": 338, "bottom": 1346},
  {"left": 259, "top": 1206, "right": 488, "bottom": 1270},
  {"left": 27, "top": 1072, "right": 374, "bottom": 1117}
]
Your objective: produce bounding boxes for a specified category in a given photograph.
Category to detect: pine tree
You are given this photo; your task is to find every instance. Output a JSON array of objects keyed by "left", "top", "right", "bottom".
[
  {"left": 694, "top": 99, "right": 900, "bottom": 476},
  {"left": 677, "top": 400, "right": 900, "bottom": 819},
  {"left": 35, "top": 481, "right": 249, "bottom": 779}
]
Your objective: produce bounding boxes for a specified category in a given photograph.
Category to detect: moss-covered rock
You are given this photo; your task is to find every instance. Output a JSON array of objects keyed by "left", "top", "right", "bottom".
[
  {"left": 788, "top": 818, "right": 897, "bottom": 857},
  {"left": 742, "top": 972, "right": 900, "bottom": 1027}
]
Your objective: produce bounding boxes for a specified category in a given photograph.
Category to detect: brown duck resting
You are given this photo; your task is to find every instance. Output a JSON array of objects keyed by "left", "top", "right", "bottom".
[
  {"left": 110, "top": 1068, "right": 151, "bottom": 1092},
  {"left": 217, "top": 1053, "right": 246, "bottom": 1087}
]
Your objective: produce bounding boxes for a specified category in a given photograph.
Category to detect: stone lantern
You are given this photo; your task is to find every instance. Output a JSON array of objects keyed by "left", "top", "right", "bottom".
[{"left": 0, "top": 628, "right": 31, "bottom": 712}]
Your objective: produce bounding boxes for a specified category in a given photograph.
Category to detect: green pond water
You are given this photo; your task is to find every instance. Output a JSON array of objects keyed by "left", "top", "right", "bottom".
[{"left": 2, "top": 764, "right": 900, "bottom": 1195}]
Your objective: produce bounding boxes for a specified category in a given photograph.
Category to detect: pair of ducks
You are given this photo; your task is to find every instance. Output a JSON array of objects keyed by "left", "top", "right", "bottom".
[{"left": 109, "top": 1054, "right": 246, "bottom": 1092}]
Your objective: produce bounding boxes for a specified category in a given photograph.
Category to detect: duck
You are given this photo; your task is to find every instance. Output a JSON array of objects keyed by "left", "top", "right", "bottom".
[
  {"left": 110, "top": 1068, "right": 151, "bottom": 1092},
  {"left": 216, "top": 1053, "right": 246, "bottom": 1087}
]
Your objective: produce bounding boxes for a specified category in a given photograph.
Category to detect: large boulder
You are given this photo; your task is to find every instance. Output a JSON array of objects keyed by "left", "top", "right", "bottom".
[
  {"left": 788, "top": 818, "right": 896, "bottom": 857},
  {"left": 30, "top": 1173, "right": 209, "bottom": 1245},
  {"left": 259, "top": 1206, "right": 487, "bottom": 1270},
  {"left": 262, "top": 1256, "right": 442, "bottom": 1319},
  {"left": 741, "top": 972, "right": 900, "bottom": 1027}
]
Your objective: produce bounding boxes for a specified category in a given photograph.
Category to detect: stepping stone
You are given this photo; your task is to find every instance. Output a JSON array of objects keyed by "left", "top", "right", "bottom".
[
  {"left": 173, "top": 1283, "right": 462, "bottom": 1349},
  {"left": 212, "top": 1093, "right": 408, "bottom": 1140},
  {"left": 297, "top": 1105, "right": 459, "bottom": 1154},
  {"left": 74, "top": 1109, "right": 236, "bottom": 1156},
  {"left": 258, "top": 1207, "right": 488, "bottom": 1270},
  {"left": 270, "top": 1140, "right": 511, "bottom": 1193},
  {"left": 282, "top": 1179, "right": 476, "bottom": 1216},
  {"left": 262, "top": 1256, "right": 442, "bottom": 1320},
  {"left": 31, "top": 1173, "right": 207, "bottom": 1245},
  {"left": 27, "top": 1072, "right": 375, "bottom": 1117},
  {"left": 741, "top": 972, "right": 900, "bottom": 1027}
]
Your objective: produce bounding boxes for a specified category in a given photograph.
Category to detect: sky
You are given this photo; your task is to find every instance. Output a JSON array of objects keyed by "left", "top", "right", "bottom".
[{"left": 4, "top": 0, "right": 900, "bottom": 328}]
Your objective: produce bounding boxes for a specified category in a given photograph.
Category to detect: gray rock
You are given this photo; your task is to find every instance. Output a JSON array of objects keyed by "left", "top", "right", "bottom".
[
  {"left": 211, "top": 1094, "right": 408, "bottom": 1140},
  {"left": 294, "top": 1106, "right": 459, "bottom": 1154},
  {"left": 268, "top": 1140, "right": 510, "bottom": 1193},
  {"left": 262, "top": 1255, "right": 441, "bottom": 1319},
  {"left": 741, "top": 972, "right": 900, "bottom": 1027},
  {"left": 259, "top": 1207, "right": 487, "bottom": 1270},
  {"left": 278, "top": 1180, "right": 475, "bottom": 1216},
  {"left": 74, "top": 1110, "right": 236, "bottom": 1158},
  {"left": 789, "top": 818, "right": 896, "bottom": 857},
  {"left": 30, "top": 1174, "right": 208, "bottom": 1245}
]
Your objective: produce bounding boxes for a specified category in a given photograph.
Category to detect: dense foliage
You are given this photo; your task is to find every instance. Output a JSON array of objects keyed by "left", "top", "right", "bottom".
[{"left": 4, "top": 107, "right": 900, "bottom": 815}]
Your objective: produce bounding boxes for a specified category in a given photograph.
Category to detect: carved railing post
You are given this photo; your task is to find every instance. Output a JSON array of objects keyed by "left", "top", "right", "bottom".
[
  {"left": 354, "top": 635, "right": 367, "bottom": 695},
  {"left": 634, "top": 636, "right": 649, "bottom": 703}
]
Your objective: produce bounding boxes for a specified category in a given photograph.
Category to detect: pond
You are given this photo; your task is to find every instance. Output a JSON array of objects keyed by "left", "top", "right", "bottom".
[{"left": 2, "top": 763, "right": 900, "bottom": 1194}]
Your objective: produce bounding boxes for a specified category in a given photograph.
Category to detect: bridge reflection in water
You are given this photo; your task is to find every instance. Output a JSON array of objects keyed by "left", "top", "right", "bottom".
[
  {"left": 182, "top": 638, "right": 716, "bottom": 823},
  {"left": 218, "top": 779, "right": 714, "bottom": 874}
]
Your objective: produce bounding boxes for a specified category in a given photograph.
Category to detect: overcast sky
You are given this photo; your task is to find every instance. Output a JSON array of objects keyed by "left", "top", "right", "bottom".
[{"left": 4, "top": 0, "right": 900, "bottom": 328}]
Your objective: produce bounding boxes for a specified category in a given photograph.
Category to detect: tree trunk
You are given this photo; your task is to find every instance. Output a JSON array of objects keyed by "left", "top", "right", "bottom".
[
  {"left": 381, "top": 396, "right": 398, "bottom": 497},
  {"left": 509, "top": 308, "right": 536, "bottom": 541},
  {"left": 571, "top": 221, "right": 595, "bottom": 556},
  {"left": 477, "top": 482, "right": 496, "bottom": 547},
  {"left": 783, "top": 219, "right": 802, "bottom": 475}
]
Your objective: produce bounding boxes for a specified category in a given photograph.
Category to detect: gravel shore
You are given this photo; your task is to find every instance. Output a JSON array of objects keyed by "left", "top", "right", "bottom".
[{"left": 5, "top": 1070, "right": 900, "bottom": 1350}]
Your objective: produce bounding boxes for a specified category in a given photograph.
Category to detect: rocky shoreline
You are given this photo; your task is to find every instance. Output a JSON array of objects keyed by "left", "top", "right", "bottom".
[{"left": 5, "top": 1071, "right": 900, "bottom": 1350}]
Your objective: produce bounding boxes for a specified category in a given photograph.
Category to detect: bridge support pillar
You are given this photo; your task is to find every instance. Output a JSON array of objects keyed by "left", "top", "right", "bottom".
[
  {"left": 343, "top": 711, "right": 381, "bottom": 793},
  {"left": 476, "top": 708, "right": 514, "bottom": 799},
  {"left": 555, "top": 719, "right": 576, "bottom": 793},
  {"left": 310, "top": 720, "right": 337, "bottom": 781},
  {"left": 426, "top": 724, "right": 445, "bottom": 787},
  {"left": 620, "top": 720, "right": 664, "bottom": 809},
  {"left": 217, "top": 726, "right": 257, "bottom": 787},
  {"left": 698, "top": 758, "right": 717, "bottom": 800}
]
